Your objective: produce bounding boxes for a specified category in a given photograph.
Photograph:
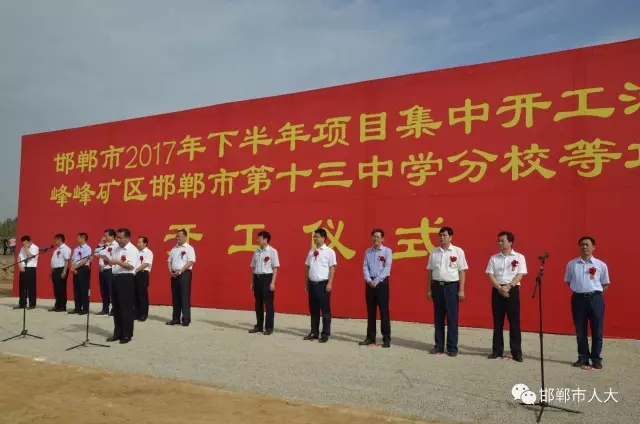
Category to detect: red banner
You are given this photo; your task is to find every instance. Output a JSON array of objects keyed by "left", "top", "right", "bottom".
[{"left": 16, "top": 38, "right": 640, "bottom": 339}]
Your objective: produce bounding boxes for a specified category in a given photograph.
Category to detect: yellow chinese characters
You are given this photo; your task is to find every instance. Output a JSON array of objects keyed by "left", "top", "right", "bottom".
[
  {"left": 302, "top": 219, "right": 355, "bottom": 259},
  {"left": 447, "top": 150, "right": 497, "bottom": 183},
  {"left": 396, "top": 105, "right": 442, "bottom": 138},
  {"left": 618, "top": 82, "right": 640, "bottom": 115},
  {"left": 497, "top": 93, "right": 552, "bottom": 128},
  {"left": 164, "top": 224, "right": 203, "bottom": 255},
  {"left": 501, "top": 144, "right": 556, "bottom": 181},
  {"left": 401, "top": 153, "right": 442, "bottom": 186},
  {"left": 312, "top": 117, "right": 351, "bottom": 148},
  {"left": 359, "top": 155, "right": 393, "bottom": 188},
  {"left": 448, "top": 99, "right": 489, "bottom": 135},
  {"left": 360, "top": 112, "right": 387, "bottom": 142},
  {"left": 393, "top": 217, "right": 444, "bottom": 260},
  {"left": 559, "top": 138, "right": 622, "bottom": 178},
  {"left": 554, "top": 88, "right": 615, "bottom": 121},
  {"left": 228, "top": 224, "right": 265, "bottom": 254}
]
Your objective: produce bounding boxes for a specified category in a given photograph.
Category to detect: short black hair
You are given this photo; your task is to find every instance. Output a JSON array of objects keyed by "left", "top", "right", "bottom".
[
  {"left": 54, "top": 233, "right": 65, "bottom": 242},
  {"left": 314, "top": 228, "right": 327, "bottom": 239},
  {"left": 77, "top": 232, "right": 88, "bottom": 242},
  {"left": 439, "top": 227, "right": 453, "bottom": 236},
  {"left": 138, "top": 236, "right": 148, "bottom": 245},
  {"left": 20, "top": 235, "right": 31, "bottom": 242},
  {"left": 116, "top": 228, "right": 131, "bottom": 238},
  {"left": 104, "top": 229, "right": 116, "bottom": 237},
  {"left": 178, "top": 229, "right": 188, "bottom": 237},
  {"left": 578, "top": 236, "right": 595, "bottom": 246},
  {"left": 371, "top": 228, "right": 384, "bottom": 237},
  {"left": 257, "top": 231, "right": 271, "bottom": 243},
  {"left": 498, "top": 231, "right": 515, "bottom": 244}
]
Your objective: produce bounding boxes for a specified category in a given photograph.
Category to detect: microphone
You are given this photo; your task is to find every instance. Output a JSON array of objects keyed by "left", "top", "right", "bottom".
[
  {"left": 39, "top": 245, "right": 54, "bottom": 251},
  {"left": 538, "top": 253, "right": 549, "bottom": 260}
]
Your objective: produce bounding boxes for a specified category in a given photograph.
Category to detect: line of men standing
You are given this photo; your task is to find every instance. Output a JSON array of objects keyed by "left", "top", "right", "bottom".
[
  {"left": 246, "top": 226, "right": 610, "bottom": 369},
  {"left": 11, "top": 226, "right": 609, "bottom": 367},
  {"left": 12, "top": 228, "right": 197, "bottom": 345}
]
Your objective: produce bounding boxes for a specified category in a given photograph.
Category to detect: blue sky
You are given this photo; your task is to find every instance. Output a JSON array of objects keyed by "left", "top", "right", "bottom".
[{"left": 0, "top": 0, "right": 639, "bottom": 219}]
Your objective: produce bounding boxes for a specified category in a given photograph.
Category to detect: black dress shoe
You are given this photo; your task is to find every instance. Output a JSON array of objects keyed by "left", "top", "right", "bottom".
[
  {"left": 248, "top": 328, "right": 262, "bottom": 334},
  {"left": 592, "top": 360, "right": 603, "bottom": 369},
  {"left": 106, "top": 336, "right": 120, "bottom": 342},
  {"left": 319, "top": 335, "right": 329, "bottom": 343},
  {"left": 48, "top": 307, "right": 57, "bottom": 312},
  {"left": 303, "top": 333, "right": 318, "bottom": 340},
  {"left": 263, "top": 329, "right": 273, "bottom": 335},
  {"left": 572, "top": 359, "right": 589, "bottom": 367},
  {"left": 488, "top": 352, "right": 501, "bottom": 359},
  {"left": 382, "top": 341, "right": 391, "bottom": 348},
  {"left": 68, "top": 310, "right": 78, "bottom": 314},
  {"left": 447, "top": 351, "right": 458, "bottom": 357},
  {"left": 512, "top": 354, "right": 523, "bottom": 362},
  {"left": 119, "top": 337, "right": 131, "bottom": 344},
  {"left": 181, "top": 321, "right": 190, "bottom": 327},
  {"left": 429, "top": 347, "right": 444, "bottom": 354},
  {"left": 55, "top": 308, "right": 67, "bottom": 312},
  {"left": 138, "top": 316, "right": 147, "bottom": 322},
  {"left": 358, "top": 339, "right": 375, "bottom": 346},
  {"left": 166, "top": 320, "right": 180, "bottom": 325},
  {"left": 78, "top": 311, "right": 87, "bottom": 315}
]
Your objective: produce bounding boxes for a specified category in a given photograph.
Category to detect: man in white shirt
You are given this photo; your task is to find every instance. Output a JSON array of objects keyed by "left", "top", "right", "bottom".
[
  {"left": 97, "top": 229, "right": 119, "bottom": 317},
  {"left": 69, "top": 233, "right": 92, "bottom": 315},
  {"left": 102, "top": 228, "right": 139, "bottom": 344},
  {"left": 249, "top": 231, "right": 280, "bottom": 335},
  {"left": 485, "top": 231, "right": 527, "bottom": 362},
  {"left": 49, "top": 233, "right": 71, "bottom": 312},
  {"left": 134, "top": 236, "right": 154, "bottom": 321},
  {"left": 14, "top": 235, "right": 40, "bottom": 309},
  {"left": 426, "top": 226, "right": 468, "bottom": 356},
  {"left": 166, "top": 229, "right": 196, "bottom": 327},
  {"left": 304, "top": 228, "right": 337, "bottom": 343}
]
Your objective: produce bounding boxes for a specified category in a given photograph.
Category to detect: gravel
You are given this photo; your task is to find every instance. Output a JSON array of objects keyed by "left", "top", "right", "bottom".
[{"left": 1, "top": 297, "right": 638, "bottom": 424}]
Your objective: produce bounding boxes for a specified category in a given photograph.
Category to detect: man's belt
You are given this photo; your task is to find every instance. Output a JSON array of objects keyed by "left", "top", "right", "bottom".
[{"left": 432, "top": 280, "right": 459, "bottom": 286}]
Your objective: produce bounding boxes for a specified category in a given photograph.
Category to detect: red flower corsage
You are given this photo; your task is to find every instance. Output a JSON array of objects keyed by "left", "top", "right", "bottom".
[
  {"left": 56, "top": 251, "right": 61, "bottom": 257},
  {"left": 181, "top": 251, "right": 186, "bottom": 258},
  {"left": 589, "top": 267, "right": 597, "bottom": 280},
  {"left": 313, "top": 250, "right": 319, "bottom": 260},
  {"left": 264, "top": 256, "right": 270, "bottom": 264},
  {"left": 120, "top": 255, "right": 126, "bottom": 261},
  {"left": 379, "top": 255, "right": 386, "bottom": 263},
  {"left": 107, "top": 247, "right": 112, "bottom": 253},
  {"left": 511, "top": 260, "right": 519, "bottom": 271},
  {"left": 140, "top": 255, "right": 144, "bottom": 263}
]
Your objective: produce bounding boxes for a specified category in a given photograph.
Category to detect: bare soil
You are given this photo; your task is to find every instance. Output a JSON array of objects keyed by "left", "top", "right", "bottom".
[{"left": 0, "top": 355, "right": 434, "bottom": 424}]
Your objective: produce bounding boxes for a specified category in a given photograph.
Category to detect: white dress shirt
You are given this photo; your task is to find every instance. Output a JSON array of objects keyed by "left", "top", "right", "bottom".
[
  {"left": 138, "top": 247, "right": 154, "bottom": 273},
  {"left": 251, "top": 245, "right": 280, "bottom": 274},
  {"left": 51, "top": 243, "right": 71, "bottom": 268},
  {"left": 305, "top": 244, "right": 337, "bottom": 282},
  {"left": 426, "top": 244, "right": 469, "bottom": 282},
  {"left": 18, "top": 244, "right": 39, "bottom": 271},
  {"left": 99, "top": 240, "right": 119, "bottom": 270},
  {"left": 168, "top": 243, "right": 196, "bottom": 272},
  {"left": 485, "top": 250, "right": 528, "bottom": 285},
  {"left": 112, "top": 242, "right": 140, "bottom": 275}
]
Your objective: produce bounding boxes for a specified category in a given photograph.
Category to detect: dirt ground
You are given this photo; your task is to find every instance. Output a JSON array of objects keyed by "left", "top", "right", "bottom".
[
  {"left": 0, "top": 355, "right": 434, "bottom": 424},
  {"left": 0, "top": 266, "right": 434, "bottom": 424}
]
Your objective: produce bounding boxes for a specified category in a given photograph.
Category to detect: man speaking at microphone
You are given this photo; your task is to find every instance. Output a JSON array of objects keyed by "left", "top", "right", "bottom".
[
  {"left": 14, "top": 236, "right": 42, "bottom": 310},
  {"left": 103, "top": 228, "right": 139, "bottom": 344}
]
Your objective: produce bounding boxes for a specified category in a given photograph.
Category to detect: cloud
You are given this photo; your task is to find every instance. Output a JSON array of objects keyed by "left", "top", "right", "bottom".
[{"left": 0, "top": 0, "right": 638, "bottom": 218}]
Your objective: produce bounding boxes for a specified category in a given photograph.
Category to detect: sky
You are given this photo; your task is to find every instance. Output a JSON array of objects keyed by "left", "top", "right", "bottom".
[{"left": 0, "top": 0, "right": 639, "bottom": 220}]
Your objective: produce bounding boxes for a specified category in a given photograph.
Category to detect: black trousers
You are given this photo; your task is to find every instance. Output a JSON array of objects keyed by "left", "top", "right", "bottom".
[
  {"left": 112, "top": 273, "right": 135, "bottom": 339},
  {"left": 72, "top": 266, "right": 90, "bottom": 312},
  {"left": 253, "top": 273, "right": 275, "bottom": 330},
  {"left": 98, "top": 269, "right": 113, "bottom": 313},
  {"left": 51, "top": 267, "right": 67, "bottom": 309},
  {"left": 432, "top": 281, "right": 460, "bottom": 353},
  {"left": 308, "top": 280, "right": 331, "bottom": 336},
  {"left": 365, "top": 278, "right": 390, "bottom": 341},
  {"left": 171, "top": 270, "right": 192, "bottom": 323},
  {"left": 571, "top": 291, "right": 605, "bottom": 361},
  {"left": 491, "top": 286, "right": 522, "bottom": 356},
  {"left": 134, "top": 271, "right": 150, "bottom": 318},
  {"left": 18, "top": 267, "right": 37, "bottom": 308}
]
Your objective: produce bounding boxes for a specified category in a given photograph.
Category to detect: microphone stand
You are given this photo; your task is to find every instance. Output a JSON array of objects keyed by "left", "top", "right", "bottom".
[
  {"left": 2, "top": 246, "right": 52, "bottom": 342},
  {"left": 66, "top": 246, "right": 109, "bottom": 351},
  {"left": 525, "top": 254, "right": 581, "bottom": 422}
]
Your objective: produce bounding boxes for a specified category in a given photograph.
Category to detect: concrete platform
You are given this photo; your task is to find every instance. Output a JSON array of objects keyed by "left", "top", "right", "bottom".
[{"left": 0, "top": 297, "right": 638, "bottom": 423}]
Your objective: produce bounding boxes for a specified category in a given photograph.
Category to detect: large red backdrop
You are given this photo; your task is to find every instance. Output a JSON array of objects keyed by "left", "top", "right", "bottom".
[{"left": 15, "top": 39, "right": 640, "bottom": 339}]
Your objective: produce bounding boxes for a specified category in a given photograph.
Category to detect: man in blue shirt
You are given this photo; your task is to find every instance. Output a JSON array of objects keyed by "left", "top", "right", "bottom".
[
  {"left": 564, "top": 236, "right": 610, "bottom": 369},
  {"left": 359, "top": 228, "right": 392, "bottom": 348}
]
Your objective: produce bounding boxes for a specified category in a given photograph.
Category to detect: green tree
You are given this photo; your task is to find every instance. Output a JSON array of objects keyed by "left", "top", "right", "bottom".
[{"left": 0, "top": 217, "right": 17, "bottom": 239}]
